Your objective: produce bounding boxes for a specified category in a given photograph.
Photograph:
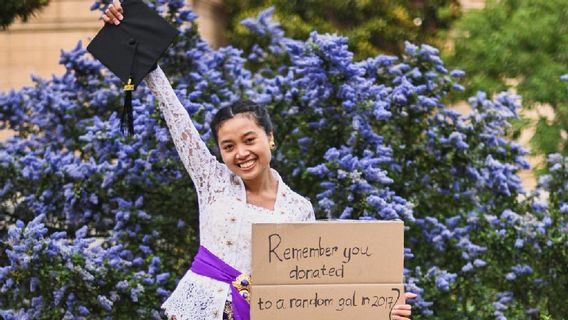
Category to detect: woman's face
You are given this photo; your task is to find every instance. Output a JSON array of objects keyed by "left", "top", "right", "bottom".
[{"left": 217, "top": 113, "right": 273, "bottom": 183}]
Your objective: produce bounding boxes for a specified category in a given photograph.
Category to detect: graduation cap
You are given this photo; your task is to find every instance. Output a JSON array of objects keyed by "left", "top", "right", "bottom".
[{"left": 87, "top": 0, "right": 178, "bottom": 136}]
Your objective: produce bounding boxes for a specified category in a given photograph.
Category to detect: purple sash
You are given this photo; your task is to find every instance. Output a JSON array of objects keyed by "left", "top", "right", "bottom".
[{"left": 190, "top": 245, "right": 250, "bottom": 320}]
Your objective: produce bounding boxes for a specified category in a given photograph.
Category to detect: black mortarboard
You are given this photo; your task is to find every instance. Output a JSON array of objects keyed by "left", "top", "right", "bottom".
[{"left": 87, "top": 0, "right": 178, "bottom": 135}]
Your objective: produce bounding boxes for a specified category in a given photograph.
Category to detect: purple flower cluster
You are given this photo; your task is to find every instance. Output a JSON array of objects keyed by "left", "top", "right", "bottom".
[{"left": 0, "top": 215, "right": 171, "bottom": 319}]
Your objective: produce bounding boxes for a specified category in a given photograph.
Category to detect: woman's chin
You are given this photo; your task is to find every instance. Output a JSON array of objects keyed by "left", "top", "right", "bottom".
[{"left": 238, "top": 170, "right": 259, "bottom": 181}]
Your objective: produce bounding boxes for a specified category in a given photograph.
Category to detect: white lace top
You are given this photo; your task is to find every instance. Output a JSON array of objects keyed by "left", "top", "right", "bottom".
[{"left": 144, "top": 66, "right": 315, "bottom": 320}]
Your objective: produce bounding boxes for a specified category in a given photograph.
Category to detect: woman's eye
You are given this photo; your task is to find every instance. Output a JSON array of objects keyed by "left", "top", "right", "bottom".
[
  {"left": 246, "top": 138, "right": 255, "bottom": 143},
  {"left": 224, "top": 145, "right": 234, "bottom": 151}
]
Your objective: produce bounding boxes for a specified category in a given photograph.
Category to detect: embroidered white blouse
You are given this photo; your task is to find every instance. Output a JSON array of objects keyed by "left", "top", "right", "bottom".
[{"left": 144, "top": 66, "right": 315, "bottom": 320}]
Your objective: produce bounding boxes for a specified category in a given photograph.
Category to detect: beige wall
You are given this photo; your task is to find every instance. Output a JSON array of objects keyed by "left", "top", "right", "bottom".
[
  {"left": 190, "top": 0, "right": 226, "bottom": 48},
  {"left": 0, "top": 0, "right": 101, "bottom": 91}
]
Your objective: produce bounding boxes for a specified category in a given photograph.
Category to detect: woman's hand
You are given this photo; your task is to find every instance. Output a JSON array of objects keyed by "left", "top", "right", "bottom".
[
  {"left": 102, "top": 0, "right": 123, "bottom": 25},
  {"left": 391, "top": 292, "right": 417, "bottom": 320}
]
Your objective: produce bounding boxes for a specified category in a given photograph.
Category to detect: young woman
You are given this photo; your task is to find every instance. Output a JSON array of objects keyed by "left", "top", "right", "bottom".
[{"left": 103, "top": 2, "right": 416, "bottom": 319}]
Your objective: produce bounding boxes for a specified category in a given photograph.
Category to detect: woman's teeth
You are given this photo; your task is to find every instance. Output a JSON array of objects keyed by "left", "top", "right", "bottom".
[{"left": 239, "top": 159, "right": 255, "bottom": 169}]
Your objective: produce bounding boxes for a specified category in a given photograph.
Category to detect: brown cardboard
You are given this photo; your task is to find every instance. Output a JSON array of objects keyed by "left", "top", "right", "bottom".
[
  {"left": 251, "top": 283, "right": 405, "bottom": 320},
  {"left": 251, "top": 221, "right": 405, "bottom": 320},
  {"left": 252, "top": 221, "right": 404, "bottom": 285}
]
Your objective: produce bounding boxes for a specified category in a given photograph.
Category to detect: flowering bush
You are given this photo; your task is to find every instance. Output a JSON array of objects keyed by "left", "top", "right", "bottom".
[
  {"left": 0, "top": 214, "right": 173, "bottom": 319},
  {"left": 1, "top": 1, "right": 566, "bottom": 319}
]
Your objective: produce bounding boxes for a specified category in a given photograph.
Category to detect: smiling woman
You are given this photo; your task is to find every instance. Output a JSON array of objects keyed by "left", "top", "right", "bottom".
[
  {"left": 101, "top": 0, "right": 415, "bottom": 319},
  {"left": 146, "top": 63, "right": 315, "bottom": 320},
  {"left": 210, "top": 101, "right": 278, "bottom": 209},
  {"left": 216, "top": 112, "right": 277, "bottom": 210}
]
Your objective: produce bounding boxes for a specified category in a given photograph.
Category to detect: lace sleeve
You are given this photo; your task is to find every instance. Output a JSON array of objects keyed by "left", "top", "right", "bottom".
[
  {"left": 305, "top": 202, "right": 316, "bottom": 221},
  {"left": 297, "top": 195, "right": 316, "bottom": 221},
  {"left": 144, "top": 66, "right": 225, "bottom": 203}
]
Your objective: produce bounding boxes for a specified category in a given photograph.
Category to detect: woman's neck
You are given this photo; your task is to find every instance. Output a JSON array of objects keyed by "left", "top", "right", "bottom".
[{"left": 244, "top": 167, "right": 276, "bottom": 195}]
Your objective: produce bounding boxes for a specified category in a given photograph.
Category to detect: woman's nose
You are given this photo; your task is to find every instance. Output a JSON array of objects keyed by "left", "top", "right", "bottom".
[{"left": 235, "top": 146, "right": 250, "bottom": 158}]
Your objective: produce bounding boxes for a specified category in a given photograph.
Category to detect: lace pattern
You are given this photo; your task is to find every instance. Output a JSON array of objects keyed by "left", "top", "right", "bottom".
[{"left": 145, "top": 67, "right": 315, "bottom": 320}]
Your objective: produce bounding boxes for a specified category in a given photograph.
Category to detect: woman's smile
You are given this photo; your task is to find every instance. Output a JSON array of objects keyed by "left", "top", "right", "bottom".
[{"left": 238, "top": 158, "right": 257, "bottom": 170}]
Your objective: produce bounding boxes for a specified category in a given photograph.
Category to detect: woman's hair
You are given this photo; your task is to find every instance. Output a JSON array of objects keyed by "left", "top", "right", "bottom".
[{"left": 210, "top": 100, "right": 273, "bottom": 145}]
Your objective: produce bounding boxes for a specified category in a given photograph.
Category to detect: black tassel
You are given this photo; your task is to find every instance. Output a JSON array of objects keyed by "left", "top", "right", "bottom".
[{"left": 121, "top": 77, "right": 135, "bottom": 136}]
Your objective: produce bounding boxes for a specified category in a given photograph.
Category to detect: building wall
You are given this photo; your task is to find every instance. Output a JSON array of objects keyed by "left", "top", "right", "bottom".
[
  {"left": 190, "top": 0, "right": 226, "bottom": 48},
  {"left": 0, "top": 0, "right": 101, "bottom": 91}
]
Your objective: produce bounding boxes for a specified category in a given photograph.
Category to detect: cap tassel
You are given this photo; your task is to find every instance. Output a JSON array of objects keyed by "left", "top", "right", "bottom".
[{"left": 121, "top": 77, "right": 135, "bottom": 136}]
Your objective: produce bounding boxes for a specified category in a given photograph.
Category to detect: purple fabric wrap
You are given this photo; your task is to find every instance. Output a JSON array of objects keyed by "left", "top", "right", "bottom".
[{"left": 190, "top": 245, "right": 250, "bottom": 320}]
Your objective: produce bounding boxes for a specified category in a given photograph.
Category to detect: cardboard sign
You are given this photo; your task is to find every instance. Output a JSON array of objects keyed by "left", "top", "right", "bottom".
[
  {"left": 251, "top": 284, "right": 405, "bottom": 320},
  {"left": 251, "top": 221, "right": 405, "bottom": 320}
]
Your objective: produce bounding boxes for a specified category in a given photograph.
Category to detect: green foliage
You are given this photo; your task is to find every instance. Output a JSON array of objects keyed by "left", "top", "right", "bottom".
[
  {"left": 224, "top": 0, "right": 461, "bottom": 59},
  {"left": 0, "top": 0, "right": 50, "bottom": 29},
  {"left": 447, "top": 0, "right": 568, "bottom": 155}
]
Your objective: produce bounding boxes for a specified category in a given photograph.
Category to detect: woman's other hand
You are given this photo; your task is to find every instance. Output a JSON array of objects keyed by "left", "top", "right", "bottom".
[
  {"left": 102, "top": 0, "right": 123, "bottom": 25},
  {"left": 391, "top": 292, "right": 417, "bottom": 320}
]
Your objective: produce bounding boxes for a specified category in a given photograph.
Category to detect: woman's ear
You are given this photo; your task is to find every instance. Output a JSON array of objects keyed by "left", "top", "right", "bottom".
[{"left": 268, "top": 133, "right": 276, "bottom": 150}]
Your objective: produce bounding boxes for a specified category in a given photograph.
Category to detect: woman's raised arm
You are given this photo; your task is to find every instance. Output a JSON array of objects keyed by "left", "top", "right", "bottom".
[
  {"left": 102, "top": 0, "right": 225, "bottom": 200},
  {"left": 144, "top": 66, "right": 225, "bottom": 200}
]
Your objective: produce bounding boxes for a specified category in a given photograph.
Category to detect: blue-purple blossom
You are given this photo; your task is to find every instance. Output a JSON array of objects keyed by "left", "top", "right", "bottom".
[{"left": 97, "top": 295, "right": 113, "bottom": 311}]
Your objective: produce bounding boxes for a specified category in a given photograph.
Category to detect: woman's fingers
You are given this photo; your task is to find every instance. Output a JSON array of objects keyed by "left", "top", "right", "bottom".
[
  {"left": 103, "top": 6, "right": 118, "bottom": 25},
  {"left": 106, "top": 3, "right": 123, "bottom": 25},
  {"left": 390, "top": 294, "right": 414, "bottom": 320},
  {"left": 404, "top": 292, "right": 418, "bottom": 300},
  {"left": 392, "top": 303, "right": 412, "bottom": 318},
  {"left": 102, "top": 13, "right": 111, "bottom": 24},
  {"left": 392, "top": 308, "right": 412, "bottom": 317},
  {"left": 112, "top": 0, "right": 123, "bottom": 12},
  {"left": 394, "top": 304, "right": 412, "bottom": 310}
]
